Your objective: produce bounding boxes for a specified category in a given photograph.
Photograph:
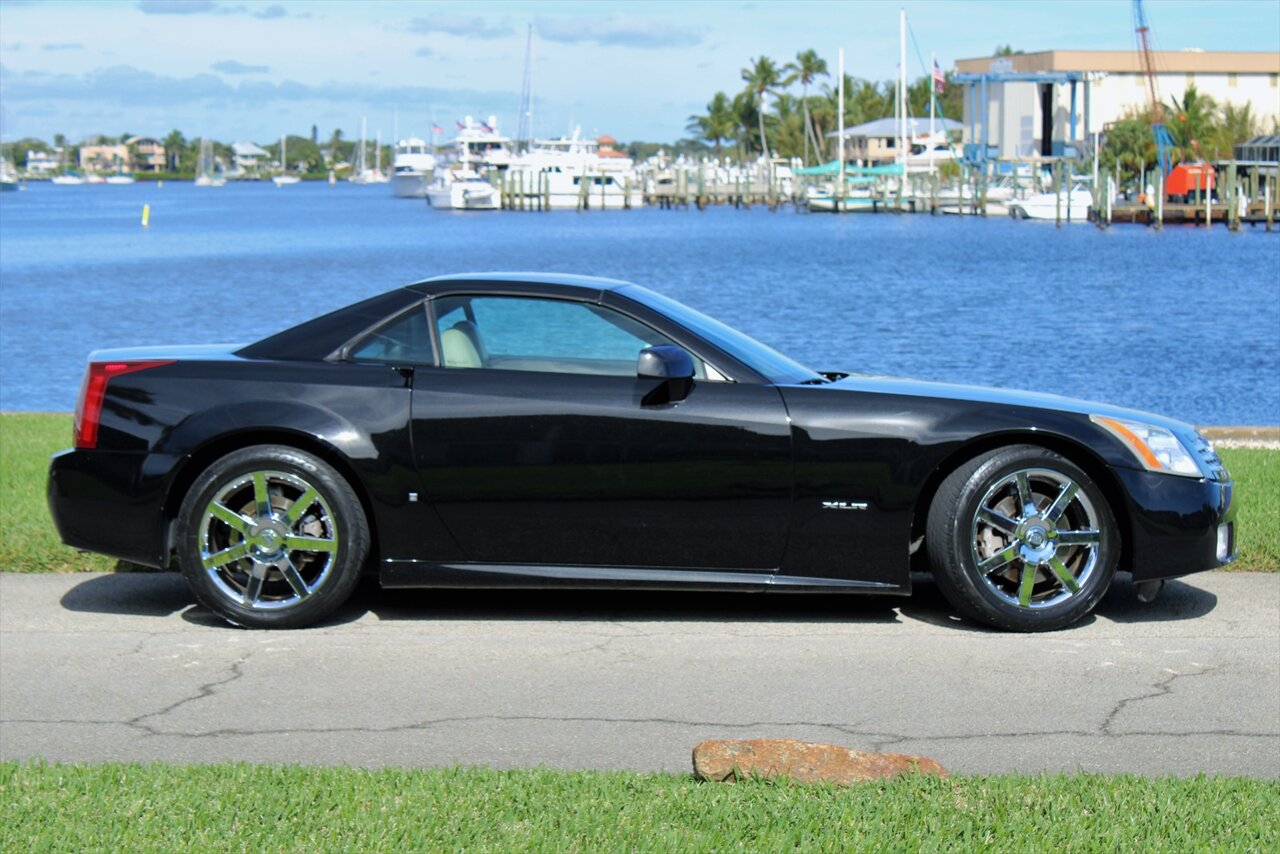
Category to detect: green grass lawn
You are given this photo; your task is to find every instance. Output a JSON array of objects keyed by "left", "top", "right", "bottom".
[
  {"left": 1, "top": 412, "right": 1276, "bottom": 573},
  {"left": 2, "top": 762, "right": 1276, "bottom": 851}
]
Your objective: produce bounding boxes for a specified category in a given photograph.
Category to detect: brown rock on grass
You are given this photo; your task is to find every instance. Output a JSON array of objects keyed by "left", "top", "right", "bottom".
[{"left": 692, "top": 738, "right": 947, "bottom": 785}]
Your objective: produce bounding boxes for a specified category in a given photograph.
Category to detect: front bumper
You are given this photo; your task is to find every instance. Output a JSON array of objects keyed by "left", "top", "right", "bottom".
[
  {"left": 47, "top": 448, "right": 185, "bottom": 568},
  {"left": 1116, "top": 466, "right": 1236, "bottom": 581}
]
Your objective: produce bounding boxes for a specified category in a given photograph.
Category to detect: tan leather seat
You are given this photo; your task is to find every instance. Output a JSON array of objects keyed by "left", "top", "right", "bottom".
[{"left": 440, "top": 327, "right": 482, "bottom": 368}]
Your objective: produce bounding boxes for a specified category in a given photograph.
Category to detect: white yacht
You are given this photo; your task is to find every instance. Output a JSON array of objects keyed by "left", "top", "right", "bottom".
[
  {"left": 1008, "top": 186, "right": 1094, "bottom": 222},
  {"left": 425, "top": 116, "right": 510, "bottom": 210},
  {"left": 505, "top": 130, "right": 641, "bottom": 210},
  {"left": 390, "top": 137, "right": 436, "bottom": 198},
  {"left": 425, "top": 168, "right": 499, "bottom": 210}
]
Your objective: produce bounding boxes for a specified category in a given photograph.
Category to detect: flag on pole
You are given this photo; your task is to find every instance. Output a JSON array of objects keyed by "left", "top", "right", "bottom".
[
  {"left": 456, "top": 121, "right": 466, "bottom": 131},
  {"left": 479, "top": 121, "right": 493, "bottom": 133},
  {"left": 933, "top": 59, "right": 945, "bottom": 94},
  {"left": 432, "top": 123, "right": 444, "bottom": 135}
]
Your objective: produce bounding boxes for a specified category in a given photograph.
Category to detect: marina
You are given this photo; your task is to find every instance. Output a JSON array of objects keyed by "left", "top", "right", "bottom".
[{"left": 0, "top": 179, "right": 1275, "bottom": 426}]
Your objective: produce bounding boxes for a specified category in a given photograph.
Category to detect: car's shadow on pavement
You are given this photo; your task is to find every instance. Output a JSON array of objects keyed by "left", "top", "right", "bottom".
[{"left": 58, "top": 570, "right": 1219, "bottom": 631}]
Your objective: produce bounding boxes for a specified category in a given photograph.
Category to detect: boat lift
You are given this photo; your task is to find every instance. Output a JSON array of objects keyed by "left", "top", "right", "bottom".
[{"left": 952, "top": 68, "right": 1094, "bottom": 172}]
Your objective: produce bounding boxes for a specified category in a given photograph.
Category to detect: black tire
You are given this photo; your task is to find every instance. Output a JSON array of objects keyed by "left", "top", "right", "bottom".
[
  {"left": 176, "top": 445, "right": 369, "bottom": 629},
  {"left": 926, "top": 445, "right": 1118, "bottom": 632}
]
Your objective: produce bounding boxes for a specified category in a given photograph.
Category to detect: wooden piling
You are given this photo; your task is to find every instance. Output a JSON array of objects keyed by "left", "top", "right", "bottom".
[
  {"left": 1266, "top": 176, "right": 1274, "bottom": 232},
  {"left": 1155, "top": 170, "right": 1164, "bottom": 231},
  {"left": 1054, "top": 161, "right": 1063, "bottom": 228},
  {"left": 1227, "top": 161, "right": 1239, "bottom": 232}
]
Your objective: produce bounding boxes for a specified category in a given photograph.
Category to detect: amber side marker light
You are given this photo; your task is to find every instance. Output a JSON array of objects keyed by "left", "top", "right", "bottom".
[
  {"left": 74, "top": 360, "right": 174, "bottom": 449},
  {"left": 1092, "top": 416, "right": 1164, "bottom": 470}
]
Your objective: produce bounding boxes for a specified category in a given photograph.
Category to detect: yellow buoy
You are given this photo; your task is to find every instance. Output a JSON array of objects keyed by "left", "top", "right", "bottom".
[{"left": 141, "top": 204, "right": 151, "bottom": 228}]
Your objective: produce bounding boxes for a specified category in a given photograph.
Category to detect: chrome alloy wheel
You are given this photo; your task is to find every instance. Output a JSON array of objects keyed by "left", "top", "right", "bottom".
[
  {"left": 969, "top": 467, "right": 1101, "bottom": 609},
  {"left": 198, "top": 470, "right": 339, "bottom": 610}
]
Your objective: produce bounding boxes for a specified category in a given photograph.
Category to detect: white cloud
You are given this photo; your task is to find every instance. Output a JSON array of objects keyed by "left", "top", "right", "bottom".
[{"left": 535, "top": 14, "right": 703, "bottom": 49}]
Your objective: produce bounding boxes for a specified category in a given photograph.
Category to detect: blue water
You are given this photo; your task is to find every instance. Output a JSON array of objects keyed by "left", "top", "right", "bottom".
[{"left": 1, "top": 181, "right": 1277, "bottom": 424}]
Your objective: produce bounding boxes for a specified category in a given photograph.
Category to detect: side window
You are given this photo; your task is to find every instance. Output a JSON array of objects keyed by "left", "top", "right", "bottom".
[
  {"left": 348, "top": 305, "right": 434, "bottom": 364},
  {"left": 432, "top": 295, "right": 707, "bottom": 377}
]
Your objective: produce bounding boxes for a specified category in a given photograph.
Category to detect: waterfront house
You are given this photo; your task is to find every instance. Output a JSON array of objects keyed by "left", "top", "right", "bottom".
[
  {"left": 231, "top": 141, "right": 270, "bottom": 176},
  {"left": 827, "top": 117, "right": 963, "bottom": 166},
  {"left": 78, "top": 142, "right": 130, "bottom": 174},
  {"left": 954, "top": 50, "right": 1280, "bottom": 162},
  {"left": 24, "top": 148, "right": 61, "bottom": 176},
  {"left": 124, "top": 136, "right": 166, "bottom": 172}
]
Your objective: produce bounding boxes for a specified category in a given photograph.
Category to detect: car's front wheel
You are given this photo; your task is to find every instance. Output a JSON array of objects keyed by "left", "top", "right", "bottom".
[
  {"left": 176, "top": 445, "right": 369, "bottom": 629},
  {"left": 926, "top": 445, "right": 1119, "bottom": 631}
]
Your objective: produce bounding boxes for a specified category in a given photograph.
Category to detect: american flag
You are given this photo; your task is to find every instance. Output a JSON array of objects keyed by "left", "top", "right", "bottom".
[
  {"left": 456, "top": 121, "right": 466, "bottom": 131},
  {"left": 933, "top": 59, "right": 945, "bottom": 94},
  {"left": 432, "top": 123, "right": 444, "bottom": 134},
  {"left": 479, "top": 121, "right": 493, "bottom": 133}
]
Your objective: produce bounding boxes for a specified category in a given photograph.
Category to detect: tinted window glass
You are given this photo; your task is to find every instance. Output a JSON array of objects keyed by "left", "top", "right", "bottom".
[
  {"left": 348, "top": 306, "right": 434, "bottom": 364},
  {"left": 618, "top": 286, "right": 820, "bottom": 384},
  {"left": 433, "top": 295, "right": 683, "bottom": 376}
]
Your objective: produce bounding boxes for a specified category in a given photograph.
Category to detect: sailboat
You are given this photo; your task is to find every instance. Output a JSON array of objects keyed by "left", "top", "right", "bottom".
[
  {"left": 349, "top": 120, "right": 390, "bottom": 184},
  {"left": 194, "top": 138, "right": 225, "bottom": 187},
  {"left": 0, "top": 149, "right": 20, "bottom": 191},
  {"left": 273, "top": 134, "right": 300, "bottom": 186}
]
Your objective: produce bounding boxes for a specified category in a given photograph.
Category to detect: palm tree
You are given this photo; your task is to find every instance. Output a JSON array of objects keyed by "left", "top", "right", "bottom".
[
  {"left": 741, "top": 56, "right": 783, "bottom": 158},
  {"left": 783, "top": 49, "right": 828, "bottom": 164},
  {"left": 769, "top": 93, "right": 807, "bottom": 160},
  {"left": 686, "top": 92, "right": 736, "bottom": 159},
  {"left": 1206, "top": 102, "right": 1257, "bottom": 160},
  {"left": 731, "top": 91, "right": 759, "bottom": 161},
  {"left": 1168, "top": 85, "right": 1218, "bottom": 162},
  {"left": 163, "top": 129, "right": 185, "bottom": 172}
]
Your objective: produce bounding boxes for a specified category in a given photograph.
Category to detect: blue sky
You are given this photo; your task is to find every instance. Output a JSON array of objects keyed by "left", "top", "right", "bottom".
[{"left": 1, "top": 0, "right": 1277, "bottom": 145}]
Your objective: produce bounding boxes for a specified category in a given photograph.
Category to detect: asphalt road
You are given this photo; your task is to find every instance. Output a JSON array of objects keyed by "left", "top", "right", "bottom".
[{"left": 1, "top": 571, "right": 1277, "bottom": 778}]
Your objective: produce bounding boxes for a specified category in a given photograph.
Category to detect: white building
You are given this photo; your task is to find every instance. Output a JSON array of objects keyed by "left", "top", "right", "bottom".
[
  {"left": 231, "top": 141, "right": 270, "bottom": 175},
  {"left": 955, "top": 50, "right": 1280, "bottom": 160},
  {"left": 24, "top": 148, "right": 61, "bottom": 176}
]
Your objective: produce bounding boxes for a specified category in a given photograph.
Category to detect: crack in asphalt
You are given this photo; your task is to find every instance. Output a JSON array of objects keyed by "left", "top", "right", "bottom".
[
  {"left": 1100, "top": 664, "right": 1219, "bottom": 735},
  {"left": 124, "top": 654, "right": 250, "bottom": 733},
  {"left": 4, "top": 643, "right": 1272, "bottom": 754},
  {"left": 3, "top": 712, "right": 1273, "bottom": 743}
]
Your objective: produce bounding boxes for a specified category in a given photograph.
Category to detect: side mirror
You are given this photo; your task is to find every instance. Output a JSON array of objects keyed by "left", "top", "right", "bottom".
[
  {"left": 637, "top": 345, "right": 695, "bottom": 406},
  {"left": 637, "top": 345, "right": 695, "bottom": 380}
]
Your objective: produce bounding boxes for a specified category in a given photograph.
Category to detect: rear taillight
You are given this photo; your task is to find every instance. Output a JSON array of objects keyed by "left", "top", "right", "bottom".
[{"left": 73, "top": 360, "right": 174, "bottom": 449}]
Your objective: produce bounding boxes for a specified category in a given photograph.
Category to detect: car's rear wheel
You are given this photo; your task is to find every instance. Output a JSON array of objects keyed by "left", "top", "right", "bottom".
[
  {"left": 926, "top": 445, "right": 1118, "bottom": 631},
  {"left": 176, "top": 445, "right": 369, "bottom": 629}
]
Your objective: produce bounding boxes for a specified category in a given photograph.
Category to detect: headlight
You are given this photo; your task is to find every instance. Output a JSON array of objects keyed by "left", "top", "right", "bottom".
[{"left": 1090, "top": 415, "right": 1203, "bottom": 478}]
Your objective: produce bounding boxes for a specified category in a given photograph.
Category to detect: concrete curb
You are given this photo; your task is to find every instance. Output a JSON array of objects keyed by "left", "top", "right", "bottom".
[{"left": 1200, "top": 426, "right": 1280, "bottom": 449}]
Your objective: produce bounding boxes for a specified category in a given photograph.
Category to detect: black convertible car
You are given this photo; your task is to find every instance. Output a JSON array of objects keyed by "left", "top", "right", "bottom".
[{"left": 48, "top": 273, "right": 1235, "bottom": 631}]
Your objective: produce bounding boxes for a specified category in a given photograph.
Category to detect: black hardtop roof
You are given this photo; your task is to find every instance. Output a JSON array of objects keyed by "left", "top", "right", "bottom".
[{"left": 406, "top": 272, "right": 635, "bottom": 296}]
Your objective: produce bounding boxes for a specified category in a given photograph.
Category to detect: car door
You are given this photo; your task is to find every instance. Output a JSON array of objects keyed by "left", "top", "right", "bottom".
[{"left": 409, "top": 293, "right": 793, "bottom": 571}]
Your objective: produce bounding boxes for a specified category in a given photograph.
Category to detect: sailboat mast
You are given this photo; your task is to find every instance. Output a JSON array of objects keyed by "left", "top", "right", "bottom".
[
  {"left": 517, "top": 23, "right": 534, "bottom": 152},
  {"left": 929, "top": 51, "right": 936, "bottom": 175},
  {"left": 837, "top": 48, "right": 845, "bottom": 201},
  {"left": 899, "top": 9, "right": 907, "bottom": 166}
]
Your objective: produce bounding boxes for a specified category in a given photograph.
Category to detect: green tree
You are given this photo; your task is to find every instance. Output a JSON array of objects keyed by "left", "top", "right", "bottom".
[
  {"left": 270, "top": 135, "right": 326, "bottom": 175},
  {"left": 686, "top": 91, "right": 736, "bottom": 159},
  {"left": 1167, "top": 85, "right": 1218, "bottom": 162},
  {"left": 1206, "top": 102, "right": 1259, "bottom": 160},
  {"left": 741, "top": 56, "right": 784, "bottom": 158},
  {"left": 768, "top": 93, "right": 807, "bottom": 160},
  {"left": 783, "top": 49, "right": 828, "bottom": 165},
  {"left": 163, "top": 129, "right": 185, "bottom": 171},
  {"left": 327, "top": 128, "right": 345, "bottom": 165},
  {"left": 1101, "top": 111, "right": 1156, "bottom": 189}
]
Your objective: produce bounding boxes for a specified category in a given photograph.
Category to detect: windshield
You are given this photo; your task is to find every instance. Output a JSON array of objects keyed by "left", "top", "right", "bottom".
[{"left": 619, "top": 285, "right": 822, "bottom": 384}]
